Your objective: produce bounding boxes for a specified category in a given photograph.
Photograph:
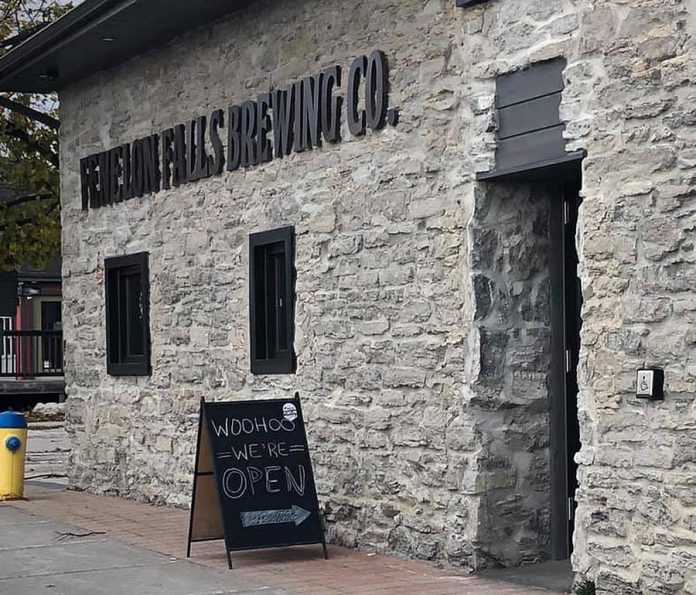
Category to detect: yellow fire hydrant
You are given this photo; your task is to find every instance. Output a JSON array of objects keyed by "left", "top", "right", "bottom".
[{"left": 0, "top": 411, "right": 27, "bottom": 501}]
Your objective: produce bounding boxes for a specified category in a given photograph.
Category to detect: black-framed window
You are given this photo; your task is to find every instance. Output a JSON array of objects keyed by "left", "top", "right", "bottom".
[
  {"left": 249, "top": 226, "right": 295, "bottom": 375},
  {"left": 105, "top": 252, "right": 150, "bottom": 376}
]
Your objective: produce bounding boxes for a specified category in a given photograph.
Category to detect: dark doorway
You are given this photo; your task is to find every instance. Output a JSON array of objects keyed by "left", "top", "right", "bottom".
[
  {"left": 549, "top": 181, "right": 582, "bottom": 559},
  {"left": 41, "top": 301, "right": 61, "bottom": 331},
  {"left": 475, "top": 52, "right": 585, "bottom": 571},
  {"left": 41, "top": 301, "right": 62, "bottom": 373}
]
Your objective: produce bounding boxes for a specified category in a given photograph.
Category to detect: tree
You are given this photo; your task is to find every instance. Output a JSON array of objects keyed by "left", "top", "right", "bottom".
[{"left": 0, "top": 1, "right": 71, "bottom": 272}]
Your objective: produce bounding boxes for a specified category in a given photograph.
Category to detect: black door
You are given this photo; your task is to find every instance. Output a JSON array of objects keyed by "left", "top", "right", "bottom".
[
  {"left": 549, "top": 182, "right": 582, "bottom": 559},
  {"left": 41, "top": 301, "right": 61, "bottom": 331},
  {"left": 41, "top": 301, "right": 62, "bottom": 372}
]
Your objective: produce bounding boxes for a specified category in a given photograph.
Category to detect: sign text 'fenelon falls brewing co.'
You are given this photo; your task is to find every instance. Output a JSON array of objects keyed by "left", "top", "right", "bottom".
[{"left": 79, "top": 50, "right": 398, "bottom": 211}]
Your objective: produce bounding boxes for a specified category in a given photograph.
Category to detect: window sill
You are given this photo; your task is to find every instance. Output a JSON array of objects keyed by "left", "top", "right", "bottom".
[
  {"left": 107, "top": 361, "right": 151, "bottom": 376},
  {"left": 251, "top": 358, "right": 295, "bottom": 375}
]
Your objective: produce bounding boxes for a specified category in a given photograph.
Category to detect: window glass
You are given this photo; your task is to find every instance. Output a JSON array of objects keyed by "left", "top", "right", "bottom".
[
  {"left": 125, "top": 271, "right": 144, "bottom": 358},
  {"left": 249, "top": 228, "right": 295, "bottom": 374},
  {"left": 105, "top": 253, "right": 150, "bottom": 376}
]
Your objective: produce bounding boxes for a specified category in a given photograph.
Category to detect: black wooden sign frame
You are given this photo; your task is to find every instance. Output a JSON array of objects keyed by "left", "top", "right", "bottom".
[{"left": 187, "top": 394, "right": 328, "bottom": 568}]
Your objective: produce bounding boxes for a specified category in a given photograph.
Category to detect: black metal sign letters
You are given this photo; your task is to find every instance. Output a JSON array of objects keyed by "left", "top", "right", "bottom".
[{"left": 80, "top": 50, "right": 398, "bottom": 210}]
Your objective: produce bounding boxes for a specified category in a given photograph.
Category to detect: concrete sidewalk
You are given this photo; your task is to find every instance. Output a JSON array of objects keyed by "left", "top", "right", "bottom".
[
  {"left": 24, "top": 421, "right": 69, "bottom": 486},
  {"left": 0, "top": 504, "right": 282, "bottom": 594},
  {"left": 1, "top": 483, "right": 566, "bottom": 595}
]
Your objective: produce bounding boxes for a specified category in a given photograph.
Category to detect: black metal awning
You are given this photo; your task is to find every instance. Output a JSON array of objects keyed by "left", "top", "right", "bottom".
[
  {"left": 476, "top": 151, "right": 585, "bottom": 182},
  {"left": 476, "top": 59, "right": 585, "bottom": 182},
  {"left": 0, "top": 0, "right": 253, "bottom": 93}
]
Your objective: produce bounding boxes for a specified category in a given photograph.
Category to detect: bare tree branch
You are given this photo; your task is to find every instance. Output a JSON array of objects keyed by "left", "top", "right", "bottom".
[
  {"left": 0, "top": 96, "right": 60, "bottom": 128},
  {"left": 0, "top": 21, "right": 48, "bottom": 48},
  {"left": 2, "top": 191, "right": 55, "bottom": 208}
]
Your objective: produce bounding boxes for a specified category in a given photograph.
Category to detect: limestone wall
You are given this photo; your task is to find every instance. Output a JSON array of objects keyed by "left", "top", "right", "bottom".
[
  {"left": 58, "top": 0, "right": 696, "bottom": 588},
  {"left": 60, "top": 0, "right": 484, "bottom": 568},
  {"left": 457, "top": 1, "right": 696, "bottom": 590},
  {"left": 568, "top": 2, "right": 696, "bottom": 594}
]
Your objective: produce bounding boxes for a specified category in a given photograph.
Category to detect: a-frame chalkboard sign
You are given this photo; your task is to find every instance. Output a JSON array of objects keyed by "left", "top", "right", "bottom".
[{"left": 186, "top": 394, "right": 328, "bottom": 568}]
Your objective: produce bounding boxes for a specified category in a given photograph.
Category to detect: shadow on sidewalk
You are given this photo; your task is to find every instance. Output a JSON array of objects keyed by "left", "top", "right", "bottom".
[{"left": 478, "top": 560, "right": 573, "bottom": 594}]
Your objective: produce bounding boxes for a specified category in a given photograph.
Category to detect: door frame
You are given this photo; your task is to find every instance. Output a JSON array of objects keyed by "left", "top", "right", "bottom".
[{"left": 549, "top": 182, "right": 582, "bottom": 559}]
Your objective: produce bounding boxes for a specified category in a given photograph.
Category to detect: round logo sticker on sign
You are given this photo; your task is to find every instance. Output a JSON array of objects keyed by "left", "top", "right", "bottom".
[{"left": 283, "top": 403, "right": 298, "bottom": 422}]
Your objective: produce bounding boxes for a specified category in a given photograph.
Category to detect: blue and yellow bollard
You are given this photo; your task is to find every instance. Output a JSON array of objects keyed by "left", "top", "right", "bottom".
[{"left": 0, "top": 411, "right": 27, "bottom": 501}]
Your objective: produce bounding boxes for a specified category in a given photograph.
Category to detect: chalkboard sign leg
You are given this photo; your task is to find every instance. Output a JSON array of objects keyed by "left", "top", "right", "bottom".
[
  {"left": 319, "top": 513, "right": 329, "bottom": 559},
  {"left": 226, "top": 549, "right": 234, "bottom": 569},
  {"left": 187, "top": 397, "right": 205, "bottom": 560}
]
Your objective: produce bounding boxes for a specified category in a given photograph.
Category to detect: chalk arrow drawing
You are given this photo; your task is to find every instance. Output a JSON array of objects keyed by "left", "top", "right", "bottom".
[{"left": 240, "top": 505, "right": 311, "bottom": 528}]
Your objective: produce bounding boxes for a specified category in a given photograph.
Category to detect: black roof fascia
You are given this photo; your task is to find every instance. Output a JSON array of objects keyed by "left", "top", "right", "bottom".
[
  {"left": 0, "top": 0, "right": 252, "bottom": 93},
  {"left": 0, "top": 0, "right": 123, "bottom": 90},
  {"left": 19, "top": 256, "right": 62, "bottom": 283}
]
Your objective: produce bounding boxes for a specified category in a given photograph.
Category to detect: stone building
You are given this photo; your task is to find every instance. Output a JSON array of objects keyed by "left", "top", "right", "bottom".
[{"left": 0, "top": 0, "right": 694, "bottom": 592}]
